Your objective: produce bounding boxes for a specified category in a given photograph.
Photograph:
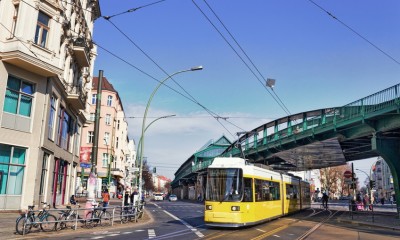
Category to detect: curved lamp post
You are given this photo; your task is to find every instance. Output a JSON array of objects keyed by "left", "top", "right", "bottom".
[
  {"left": 137, "top": 66, "right": 203, "bottom": 201},
  {"left": 356, "top": 168, "right": 371, "bottom": 204},
  {"left": 136, "top": 114, "right": 176, "bottom": 160}
]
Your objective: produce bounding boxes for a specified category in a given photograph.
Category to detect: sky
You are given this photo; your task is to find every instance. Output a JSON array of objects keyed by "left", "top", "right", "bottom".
[{"left": 92, "top": 0, "right": 400, "bottom": 182}]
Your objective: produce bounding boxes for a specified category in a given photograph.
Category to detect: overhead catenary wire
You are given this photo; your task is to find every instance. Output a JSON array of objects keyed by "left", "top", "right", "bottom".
[
  {"left": 101, "top": 18, "right": 248, "bottom": 137},
  {"left": 200, "top": 0, "right": 293, "bottom": 116},
  {"left": 307, "top": 0, "right": 400, "bottom": 67},
  {"left": 192, "top": 0, "right": 292, "bottom": 117}
]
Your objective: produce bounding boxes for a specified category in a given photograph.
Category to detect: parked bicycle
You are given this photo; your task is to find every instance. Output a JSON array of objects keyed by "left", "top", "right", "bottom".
[
  {"left": 120, "top": 204, "right": 138, "bottom": 223},
  {"left": 56, "top": 204, "right": 83, "bottom": 230},
  {"left": 84, "top": 201, "right": 112, "bottom": 228},
  {"left": 15, "top": 202, "right": 57, "bottom": 235}
]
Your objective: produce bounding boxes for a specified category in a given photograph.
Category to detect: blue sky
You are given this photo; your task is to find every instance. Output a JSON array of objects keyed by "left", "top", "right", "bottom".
[{"left": 93, "top": 0, "right": 400, "bottom": 181}]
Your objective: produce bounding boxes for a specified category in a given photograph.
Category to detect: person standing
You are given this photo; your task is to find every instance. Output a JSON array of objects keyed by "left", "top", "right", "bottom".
[{"left": 102, "top": 189, "right": 110, "bottom": 210}]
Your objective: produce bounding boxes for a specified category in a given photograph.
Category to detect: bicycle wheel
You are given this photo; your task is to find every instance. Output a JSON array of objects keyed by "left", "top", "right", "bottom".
[
  {"left": 120, "top": 210, "right": 128, "bottom": 223},
  {"left": 16, "top": 216, "right": 33, "bottom": 235},
  {"left": 85, "top": 211, "right": 97, "bottom": 228},
  {"left": 40, "top": 214, "right": 57, "bottom": 232},
  {"left": 100, "top": 211, "right": 112, "bottom": 226},
  {"left": 56, "top": 213, "right": 68, "bottom": 231},
  {"left": 66, "top": 213, "right": 78, "bottom": 229}
]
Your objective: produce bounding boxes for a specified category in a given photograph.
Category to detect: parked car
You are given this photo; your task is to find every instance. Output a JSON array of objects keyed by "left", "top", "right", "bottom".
[{"left": 168, "top": 194, "right": 177, "bottom": 201}]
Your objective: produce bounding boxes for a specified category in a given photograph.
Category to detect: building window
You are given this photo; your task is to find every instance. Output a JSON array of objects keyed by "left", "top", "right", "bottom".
[
  {"left": 104, "top": 132, "right": 110, "bottom": 145},
  {"left": 116, "top": 137, "right": 119, "bottom": 149},
  {"left": 91, "top": 94, "right": 96, "bottom": 105},
  {"left": 48, "top": 95, "right": 57, "bottom": 140},
  {"left": 3, "top": 76, "right": 34, "bottom": 117},
  {"left": 52, "top": 159, "right": 68, "bottom": 197},
  {"left": 39, "top": 152, "right": 49, "bottom": 195},
  {"left": 89, "top": 113, "right": 95, "bottom": 121},
  {"left": 0, "top": 144, "right": 26, "bottom": 195},
  {"left": 117, "top": 120, "right": 120, "bottom": 130},
  {"left": 102, "top": 153, "right": 109, "bottom": 168},
  {"left": 87, "top": 131, "right": 94, "bottom": 143},
  {"left": 107, "top": 95, "right": 112, "bottom": 106},
  {"left": 56, "top": 108, "right": 71, "bottom": 150},
  {"left": 105, "top": 114, "right": 111, "bottom": 125},
  {"left": 34, "top": 11, "right": 50, "bottom": 48},
  {"left": 10, "top": 3, "right": 19, "bottom": 38}
]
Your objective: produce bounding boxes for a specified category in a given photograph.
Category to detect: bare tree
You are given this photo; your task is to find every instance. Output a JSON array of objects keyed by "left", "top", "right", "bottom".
[
  {"left": 142, "top": 159, "right": 155, "bottom": 192},
  {"left": 320, "top": 164, "right": 352, "bottom": 198}
]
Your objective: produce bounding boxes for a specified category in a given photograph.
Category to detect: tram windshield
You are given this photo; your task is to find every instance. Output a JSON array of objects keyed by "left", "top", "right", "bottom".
[{"left": 206, "top": 168, "right": 243, "bottom": 202}]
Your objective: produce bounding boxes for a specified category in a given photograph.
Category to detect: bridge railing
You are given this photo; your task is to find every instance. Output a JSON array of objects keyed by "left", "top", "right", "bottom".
[{"left": 237, "top": 83, "right": 400, "bottom": 152}]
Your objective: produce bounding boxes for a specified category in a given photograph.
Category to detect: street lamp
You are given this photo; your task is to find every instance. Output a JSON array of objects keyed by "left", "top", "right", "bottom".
[
  {"left": 136, "top": 114, "right": 176, "bottom": 161},
  {"left": 137, "top": 66, "right": 203, "bottom": 201}
]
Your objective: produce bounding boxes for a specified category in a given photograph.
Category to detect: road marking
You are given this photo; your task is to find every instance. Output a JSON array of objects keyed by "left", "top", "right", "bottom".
[
  {"left": 273, "top": 235, "right": 281, "bottom": 238},
  {"left": 148, "top": 229, "right": 156, "bottom": 239},
  {"left": 91, "top": 237, "right": 105, "bottom": 239},
  {"left": 163, "top": 210, "right": 204, "bottom": 238},
  {"left": 122, "top": 231, "right": 132, "bottom": 234},
  {"left": 256, "top": 228, "right": 266, "bottom": 233},
  {"left": 107, "top": 234, "right": 120, "bottom": 237}
]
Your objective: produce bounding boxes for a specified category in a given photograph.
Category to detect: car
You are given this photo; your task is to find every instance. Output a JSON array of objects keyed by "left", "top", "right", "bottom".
[
  {"left": 168, "top": 194, "right": 177, "bottom": 201},
  {"left": 154, "top": 193, "right": 163, "bottom": 201}
]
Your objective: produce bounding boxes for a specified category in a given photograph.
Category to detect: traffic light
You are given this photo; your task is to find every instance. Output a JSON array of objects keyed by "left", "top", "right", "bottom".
[
  {"left": 153, "top": 167, "right": 156, "bottom": 173},
  {"left": 369, "top": 180, "right": 376, "bottom": 188}
]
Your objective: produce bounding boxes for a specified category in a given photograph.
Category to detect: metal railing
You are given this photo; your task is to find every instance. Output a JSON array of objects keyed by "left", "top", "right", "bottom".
[{"left": 16, "top": 202, "right": 146, "bottom": 235}]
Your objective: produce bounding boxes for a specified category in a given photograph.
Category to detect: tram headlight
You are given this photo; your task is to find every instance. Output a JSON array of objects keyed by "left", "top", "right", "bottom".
[
  {"left": 231, "top": 206, "right": 240, "bottom": 211},
  {"left": 206, "top": 205, "right": 212, "bottom": 210}
]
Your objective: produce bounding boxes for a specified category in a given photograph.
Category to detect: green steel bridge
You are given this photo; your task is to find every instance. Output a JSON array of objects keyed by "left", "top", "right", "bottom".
[{"left": 172, "top": 83, "right": 400, "bottom": 212}]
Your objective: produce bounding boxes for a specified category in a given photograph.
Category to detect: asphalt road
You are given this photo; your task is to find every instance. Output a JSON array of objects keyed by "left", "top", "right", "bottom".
[{"left": 40, "top": 200, "right": 400, "bottom": 240}]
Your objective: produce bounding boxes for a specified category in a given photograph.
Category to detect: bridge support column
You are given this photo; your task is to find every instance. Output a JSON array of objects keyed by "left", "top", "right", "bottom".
[{"left": 372, "top": 135, "right": 400, "bottom": 217}]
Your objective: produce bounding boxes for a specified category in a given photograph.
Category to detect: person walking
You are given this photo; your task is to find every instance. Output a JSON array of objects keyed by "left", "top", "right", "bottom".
[
  {"left": 363, "top": 194, "right": 369, "bottom": 210},
  {"left": 322, "top": 192, "right": 329, "bottom": 209}
]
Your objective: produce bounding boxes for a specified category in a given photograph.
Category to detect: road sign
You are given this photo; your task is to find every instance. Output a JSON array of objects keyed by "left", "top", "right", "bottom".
[
  {"left": 344, "top": 170, "right": 352, "bottom": 179},
  {"left": 80, "top": 163, "right": 91, "bottom": 168},
  {"left": 129, "top": 167, "right": 139, "bottom": 172}
]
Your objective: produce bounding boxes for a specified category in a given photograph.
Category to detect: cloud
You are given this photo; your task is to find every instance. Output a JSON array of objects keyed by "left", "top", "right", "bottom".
[{"left": 123, "top": 103, "right": 271, "bottom": 179}]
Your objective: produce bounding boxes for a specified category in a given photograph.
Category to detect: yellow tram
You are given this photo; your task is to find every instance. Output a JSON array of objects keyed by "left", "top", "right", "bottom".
[{"left": 204, "top": 157, "right": 311, "bottom": 227}]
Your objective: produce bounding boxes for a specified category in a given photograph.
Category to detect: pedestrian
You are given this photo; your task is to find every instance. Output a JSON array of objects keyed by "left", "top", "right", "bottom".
[
  {"left": 70, "top": 195, "right": 77, "bottom": 205},
  {"left": 124, "top": 191, "right": 129, "bottom": 206},
  {"left": 322, "top": 192, "right": 329, "bottom": 209},
  {"left": 101, "top": 189, "right": 110, "bottom": 210},
  {"left": 380, "top": 196, "right": 385, "bottom": 205},
  {"left": 130, "top": 190, "right": 138, "bottom": 205},
  {"left": 363, "top": 194, "right": 369, "bottom": 210}
]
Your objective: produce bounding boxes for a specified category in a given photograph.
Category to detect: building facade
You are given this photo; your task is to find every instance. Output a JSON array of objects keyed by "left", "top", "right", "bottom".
[
  {"left": 371, "top": 157, "right": 394, "bottom": 203},
  {"left": 0, "top": 0, "right": 100, "bottom": 209},
  {"left": 79, "top": 76, "right": 130, "bottom": 197}
]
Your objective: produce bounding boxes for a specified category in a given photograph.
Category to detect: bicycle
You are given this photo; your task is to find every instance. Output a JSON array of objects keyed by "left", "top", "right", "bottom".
[
  {"left": 15, "top": 202, "right": 57, "bottom": 235},
  {"left": 56, "top": 204, "right": 83, "bottom": 230},
  {"left": 120, "top": 204, "right": 138, "bottom": 223},
  {"left": 84, "top": 202, "right": 112, "bottom": 228}
]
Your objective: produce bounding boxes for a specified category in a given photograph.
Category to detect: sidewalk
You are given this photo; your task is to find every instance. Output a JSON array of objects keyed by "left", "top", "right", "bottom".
[{"left": 0, "top": 197, "right": 152, "bottom": 240}]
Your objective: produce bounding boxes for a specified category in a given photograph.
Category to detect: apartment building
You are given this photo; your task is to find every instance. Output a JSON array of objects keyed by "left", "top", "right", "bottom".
[
  {"left": 0, "top": 0, "right": 100, "bottom": 210},
  {"left": 79, "top": 76, "right": 130, "bottom": 197}
]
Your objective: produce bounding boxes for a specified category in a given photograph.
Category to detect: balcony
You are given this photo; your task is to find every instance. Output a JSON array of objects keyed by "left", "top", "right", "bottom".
[
  {"left": 73, "top": 37, "right": 91, "bottom": 67},
  {"left": 65, "top": 83, "right": 87, "bottom": 110},
  {"left": 111, "top": 168, "right": 124, "bottom": 178}
]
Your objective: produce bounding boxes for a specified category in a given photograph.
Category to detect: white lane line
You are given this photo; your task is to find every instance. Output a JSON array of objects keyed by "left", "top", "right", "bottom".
[
  {"left": 148, "top": 229, "right": 156, "bottom": 239},
  {"left": 273, "top": 235, "right": 281, "bottom": 238},
  {"left": 107, "top": 234, "right": 120, "bottom": 237},
  {"left": 122, "top": 231, "right": 132, "bottom": 234},
  {"left": 91, "top": 237, "right": 105, "bottom": 239},
  {"left": 256, "top": 228, "right": 266, "bottom": 233},
  {"left": 163, "top": 210, "right": 204, "bottom": 238}
]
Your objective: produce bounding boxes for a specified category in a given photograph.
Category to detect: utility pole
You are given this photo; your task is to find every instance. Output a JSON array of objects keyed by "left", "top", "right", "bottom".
[{"left": 87, "top": 70, "right": 103, "bottom": 201}]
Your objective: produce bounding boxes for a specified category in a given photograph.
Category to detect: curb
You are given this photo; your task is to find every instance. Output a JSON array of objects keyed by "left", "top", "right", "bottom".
[{"left": 337, "top": 217, "right": 400, "bottom": 231}]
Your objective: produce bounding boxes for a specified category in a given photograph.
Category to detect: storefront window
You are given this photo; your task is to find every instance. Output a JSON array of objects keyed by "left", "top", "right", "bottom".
[{"left": 0, "top": 144, "right": 26, "bottom": 195}]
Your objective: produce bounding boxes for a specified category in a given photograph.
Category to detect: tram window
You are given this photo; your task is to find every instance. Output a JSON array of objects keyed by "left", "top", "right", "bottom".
[
  {"left": 255, "top": 179, "right": 280, "bottom": 202},
  {"left": 286, "top": 184, "right": 298, "bottom": 199},
  {"left": 243, "top": 178, "right": 253, "bottom": 202}
]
